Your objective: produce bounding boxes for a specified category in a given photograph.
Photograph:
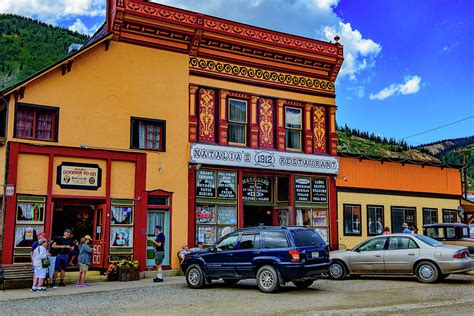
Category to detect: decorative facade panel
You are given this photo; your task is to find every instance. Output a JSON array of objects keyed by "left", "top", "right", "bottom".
[
  {"left": 198, "top": 88, "right": 216, "bottom": 143},
  {"left": 258, "top": 98, "right": 274, "bottom": 149},
  {"left": 313, "top": 106, "right": 327, "bottom": 154}
]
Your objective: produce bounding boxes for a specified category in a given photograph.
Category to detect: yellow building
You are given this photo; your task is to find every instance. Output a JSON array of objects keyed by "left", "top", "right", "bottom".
[
  {"left": 336, "top": 155, "right": 463, "bottom": 249},
  {"left": 0, "top": 0, "right": 344, "bottom": 270}
]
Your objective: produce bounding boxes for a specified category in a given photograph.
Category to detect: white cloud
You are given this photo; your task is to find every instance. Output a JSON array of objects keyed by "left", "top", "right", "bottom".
[
  {"left": 0, "top": 0, "right": 105, "bottom": 25},
  {"left": 68, "top": 18, "right": 99, "bottom": 35},
  {"left": 369, "top": 75, "right": 422, "bottom": 100}
]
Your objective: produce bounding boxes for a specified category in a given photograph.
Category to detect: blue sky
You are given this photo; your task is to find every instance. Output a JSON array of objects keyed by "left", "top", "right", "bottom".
[{"left": 1, "top": 0, "right": 472, "bottom": 145}]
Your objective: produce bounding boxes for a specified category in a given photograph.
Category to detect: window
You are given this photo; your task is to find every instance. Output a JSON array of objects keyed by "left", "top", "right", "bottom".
[
  {"left": 238, "top": 233, "right": 260, "bottom": 250},
  {"left": 343, "top": 204, "right": 361, "bottom": 235},
  {"left": 367, "top": 206, "right": 384, "bottom": 235},
  {"left": 216, "top": 234, "right": 239, "bottom": 251},
  {"left": 263, "top": 231, "right": 289, "bottom": 249},
  {"left": 423, "top": 208, "right": 438, "bottom": 225},
  {"left": 391, "top": 207, "right": 416, "bottom": 233},
  {"left": 414, "top": 235, "right": 444, "bottom": 247},
  {"left": 291, "top": 229, "right": 325, "bottom": 247},
  {"left": 442, "top": 209, "right": 457, "bottom": 223},
  {"left": 276, "top": 176, "right": 289, "bottom": 202},
  {"left": 228, "top": 99, "right": 247, "bottom": 145},
  {"left": 285, "top": 107, "right": 302, "bottom": 151},
  {"left": 131, "top": 117, "right": 166, "bottom": 151},
  {"left": 357, "top": 237, "right": 387, "bottom": 252},
  {"left": 296, "top": 208, "right": 329, "bottom": 243},
  {"left": 388, "top": 237, "right": 418, "bottom": 250},
  {"left": 15, "top": 104, "right": 57, "bottom": 141}
]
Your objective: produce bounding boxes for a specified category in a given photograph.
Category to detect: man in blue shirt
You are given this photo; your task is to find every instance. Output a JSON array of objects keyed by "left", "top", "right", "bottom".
[
  {"left": 402, "top": 223, "right": 413, "bottom": 234},
  {"left": 149, "top": 225, "right": 165, "bottom": 282}
]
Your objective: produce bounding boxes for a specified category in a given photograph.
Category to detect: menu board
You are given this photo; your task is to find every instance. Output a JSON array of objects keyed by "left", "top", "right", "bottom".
[
  {"left": 196, "top": 170, "right": 216, "bottom": 197},
  {"left": 312, "top": 178, "right": 328, "bottom": 202},
  {"left": 217, "top": 172, "right": 237, "bottom": 199},
  {"left": 255, "top": 177, "right": 272, "bottom": 202},
  {"left": 295, "top": 177, "right": 311, "bottom": 202},
  {"left": 217, "top": 206, "right": 237, "bottom": 225},
  {"left": 242, "top": 176, "right": 255, "bottom": 201}
]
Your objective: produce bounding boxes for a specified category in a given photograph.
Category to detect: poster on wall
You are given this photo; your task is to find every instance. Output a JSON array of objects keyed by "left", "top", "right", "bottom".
[
  {"left": 110, "top": 226, "right": 133, "bottom": 247},
  {"left": 15, "top": 225, "right": 43, "bottom": 248},
  {"left": 312, "top": 178, "right": 328, "bottom": 202},
  {"left": 255, "top": 177, "right": 272, "bottom": 202},
  {"left": 242, "top": 176, "right": 256, "bottom": 201},
  {"left": 217, "top": 206, "right": 237, "bottom": 225},
  {"left": 295, "top": 177, "right": 311, "bottom": 202},
  {"left": 196, "top": 225, "right": 216, "bottom": 245},
  {"left": 196, "top": 170, "right": 216, "bottom": 197},
  {"left": 314, "top": 228, "right": 329, "bottom": 244},
  {"left": 111, "top": 206, "right": 133, "bottom": 225},
  {"left": 17, "top": 202, "right": 44, "bottom": 223},
  {"left": 217, "top": 172, "right": 236, "bottom": 199},
  {"left": 196, "top": 206, "right": 216, "bottom": 224},
  {"left": 56, "top": 162, "right": 102, "bottom": 190},
  {"left": 312, "top": 209, "right": 328, "bottom": 226}
]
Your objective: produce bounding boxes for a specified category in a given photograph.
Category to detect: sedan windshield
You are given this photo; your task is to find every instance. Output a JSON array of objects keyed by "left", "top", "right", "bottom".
[{"left": 415, "top": 235, "right": 444, "bottom": 247}]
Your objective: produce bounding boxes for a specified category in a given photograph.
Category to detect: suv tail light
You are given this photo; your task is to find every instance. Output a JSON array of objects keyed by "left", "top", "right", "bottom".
[
  {"left": 289, "top": 250, "right": 300, "bottom": 262},
  {"left": 453, "top": 249, "right": 469, "bottom": 259}
]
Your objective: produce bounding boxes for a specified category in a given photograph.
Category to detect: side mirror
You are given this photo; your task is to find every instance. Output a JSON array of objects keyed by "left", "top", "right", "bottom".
[{"left": 209, "top": 246, "right": 216, "bottom": 252}]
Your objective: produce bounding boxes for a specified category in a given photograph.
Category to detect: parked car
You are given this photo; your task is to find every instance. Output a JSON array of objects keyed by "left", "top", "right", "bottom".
[
  {"left": 423, "top": 223, "right": 474, "bottom": 257},
  {"left": 328, "top": 234, "right": 474, "bottom": 283},
  {"left": 181, "top": 226, "right": 330, "bottom": 293}
]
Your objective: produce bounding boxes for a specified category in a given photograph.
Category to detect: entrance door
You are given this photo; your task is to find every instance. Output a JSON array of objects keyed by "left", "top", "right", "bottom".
[
  {"left": 91, "top": 204, "right": 107, "bottom": 269},
  {"left": 243, "top": 206, "right": 273, "bottom": 227},
  {"left": 146, "top": 210, "right": 170, "bottom": 267},
  {"left": 273, "top": 208, "right": 290, "bottom": 226}
]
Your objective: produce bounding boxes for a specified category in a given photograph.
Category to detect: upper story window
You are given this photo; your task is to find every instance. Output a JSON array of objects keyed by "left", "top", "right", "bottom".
[
  {"left": 228, "top": 98, "right": 248, "bottom": 145},
  {"left": 14, "top": 104, "right": 58, "bottom": 141},
  {"left": 131, "top": 117, "right": 166, "bottom": 151},
  {"left": 285, "top": 107, "right": 302, "bottom": 151}
]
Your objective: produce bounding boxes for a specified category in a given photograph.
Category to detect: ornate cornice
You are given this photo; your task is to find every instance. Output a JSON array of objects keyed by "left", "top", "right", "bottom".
[{"left": 189, "top": 57, "right": 335, "bottom": 95}]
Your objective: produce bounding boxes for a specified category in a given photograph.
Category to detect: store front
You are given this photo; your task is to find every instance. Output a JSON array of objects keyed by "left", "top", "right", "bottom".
[{"left": 188, "top": 143, "right": 339, "bottom": 248}]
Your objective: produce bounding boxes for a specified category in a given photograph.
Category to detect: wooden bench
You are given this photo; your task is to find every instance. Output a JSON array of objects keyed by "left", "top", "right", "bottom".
[{"left": 0, "top": 264, "right": 33, "bottom": 291}]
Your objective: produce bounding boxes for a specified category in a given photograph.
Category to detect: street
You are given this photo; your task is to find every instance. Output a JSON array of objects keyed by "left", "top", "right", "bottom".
[{"left": 1, "top": 274, "right": 473, "bottom": 315}]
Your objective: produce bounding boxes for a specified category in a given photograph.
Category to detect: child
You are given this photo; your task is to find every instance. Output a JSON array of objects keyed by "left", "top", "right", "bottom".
[
  {"left": 31, "top": 238, "right": 49, "bottom": 292},
  {"left": 76, "top": 235, "right": 93, "bottom": 287}
]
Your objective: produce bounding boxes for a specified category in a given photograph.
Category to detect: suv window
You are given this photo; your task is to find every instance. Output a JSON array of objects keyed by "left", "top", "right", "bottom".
[
  {"left": 263, "top": 231, "right": 289, "bottom": 249},
  {"left": 291, "top": 229, "right": 325, "bottom": 247},
  {"left": 216, "top": 234, "right": 239, "bottom": 252},
  {"left": 238, "top": 233, "right": 260, "bottom": 250},
  {"left": 357, "top": 237, "right": 387, "bottom": 252},
  {"left": 388, "top": 237, "right": 418, "bottom": 250}
]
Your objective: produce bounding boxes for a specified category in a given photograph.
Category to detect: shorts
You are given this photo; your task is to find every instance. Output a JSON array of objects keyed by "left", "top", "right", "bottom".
[
  {"left": 155, "top": 251, "right": 165, "bottom": 265},
  {"left": 79, "top": 264, "right": 89, "bottom": 272},
  {"left": 55, "top": 254, "right": 69, "bottom": 271},
  {"left": 34, "top": 266, "right": 47, "bottom": 279},
  {"left": 48, "top": 256, "right": 57, "bottom": 278}
]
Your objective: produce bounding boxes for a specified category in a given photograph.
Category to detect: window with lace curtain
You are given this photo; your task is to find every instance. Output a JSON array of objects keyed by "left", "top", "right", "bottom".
[
  {"left": 228, "top": 98, "right": 248, "bottom": 145},
  {"left": 131, "top": 117, "right": 166, "bottom": 151},
  {"left": 14, "top": 104, "right": 57, "bottom": 141},
  {"left": 285, "top": 106, "right": 302, "bottom": 151}
]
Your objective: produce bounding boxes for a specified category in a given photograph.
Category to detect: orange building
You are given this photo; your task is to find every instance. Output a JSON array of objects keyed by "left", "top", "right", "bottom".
[
  {"left": 0, "top": 0, "right": 343, "bottom": 270},
  {"left": 336, "top": 154, "right": 463, "bottom": 248}
]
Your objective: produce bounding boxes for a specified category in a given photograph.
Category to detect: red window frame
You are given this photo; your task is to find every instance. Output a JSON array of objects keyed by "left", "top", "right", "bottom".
[
  {"left": 130, "top": 117, "right": 166, "bottom": 152},
  {"left": 14, "top": 104, "right": 57, "bottom": 141}
]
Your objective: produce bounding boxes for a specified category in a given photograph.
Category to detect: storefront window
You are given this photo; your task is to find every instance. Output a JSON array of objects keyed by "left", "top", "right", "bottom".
[
  {"left": 196, "top": 205, "right": 237, "bottom": 245},
  {"left": 344, "top": 204, "right": 361, "bottom": 236},
  {"left": 228, "top": 99, "right": 248, "bottom": 145},
  {"left": 276, "top": 176, "right": 289, "bottom": 202},
  {"left": 442, "top": 209, "right": 457, "bottom": 223},
  {"left": 294, "top": 176, "right": 328, "bottom": 203},
  {"left": 242, "top": 176, "right": 273, "bottom": 202},
  {"left": 391, "top": 207, "right": 416, "bottom": 233},
  {"left": 367, "top": 206, "right": 384, "bottom": 235},
  {"left": 285, "top": 107, "right": 302, "bottom": 151},
  {"left": 296, "top": 208, "right": 329, "bottom": 243},
  {"left": 423, "top": 208, "right": 438, "bottom": 225},
  {"left": 110, "top": 200, "right": 134, "bottom": 253}
]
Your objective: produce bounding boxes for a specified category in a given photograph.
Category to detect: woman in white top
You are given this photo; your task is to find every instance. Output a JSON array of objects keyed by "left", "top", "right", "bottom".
[{"left": 32, "top": 238, "right": 49, "bottom": 292}]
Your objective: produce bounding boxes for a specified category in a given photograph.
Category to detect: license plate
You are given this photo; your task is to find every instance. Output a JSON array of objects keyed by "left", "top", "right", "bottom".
[{"left": 311, "top": 252, "right": 320, "bottom": 258}]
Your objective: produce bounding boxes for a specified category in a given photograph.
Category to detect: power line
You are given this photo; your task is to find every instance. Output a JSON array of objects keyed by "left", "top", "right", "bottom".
[{"left": 402, "top": 115, "right": 474, "bottom": 140}]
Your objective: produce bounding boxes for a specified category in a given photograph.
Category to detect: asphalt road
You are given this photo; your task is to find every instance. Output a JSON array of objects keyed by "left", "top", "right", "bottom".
[{"left": 1, "top": 274, "right": 473, "bottom": 315}]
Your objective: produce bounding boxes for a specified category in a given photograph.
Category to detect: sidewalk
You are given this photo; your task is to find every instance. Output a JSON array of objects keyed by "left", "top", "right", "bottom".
[{"left": 0, "top": 276, "right": 184, "bottom": 302}]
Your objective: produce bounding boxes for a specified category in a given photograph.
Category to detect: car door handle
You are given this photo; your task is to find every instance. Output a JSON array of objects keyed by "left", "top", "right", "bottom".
[
  {"left": 375, "top": 255, "right": 382, "bottom": 257},
  {"left": 408, "top": 253, "right": 415, "bottom": 256}
]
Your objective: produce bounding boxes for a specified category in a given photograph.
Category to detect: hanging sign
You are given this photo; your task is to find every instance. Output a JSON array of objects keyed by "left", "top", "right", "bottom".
[
  {"left": 312, "top": 178, "right": 328, "bottom": 202},
  {"left": 196, "top": 170, "right": 216, "bottom": 197},
  {"left": 56, "top": 162, "right": 102, "bottom": 190},
  {"left": 294, "top": 176, "right": 311, "bottom": 202},
  {"left": 190, "top": 143, "right": 339, "bottom": 174},
  {"left": 217, "top": 172, "right": 237, "bottom": 199}
]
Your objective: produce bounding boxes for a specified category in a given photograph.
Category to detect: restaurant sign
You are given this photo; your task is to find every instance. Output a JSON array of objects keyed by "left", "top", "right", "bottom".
[
  {"left": 190, "top": 143, "right": 339, "bottom": 174},
  {"left": 57, "top": 162, "right": 102, "bottom": 190}
]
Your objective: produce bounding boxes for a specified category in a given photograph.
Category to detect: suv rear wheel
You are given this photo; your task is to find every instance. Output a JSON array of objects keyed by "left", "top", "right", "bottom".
[
  {"left": 186, "top": 264, "right": 205, "bottom": 289},
  {"left": 292, "top": 280, "right": 314, "bottom": 289},
  {"left": 256, "top": 265, "right": 280, "bottom": 293}
]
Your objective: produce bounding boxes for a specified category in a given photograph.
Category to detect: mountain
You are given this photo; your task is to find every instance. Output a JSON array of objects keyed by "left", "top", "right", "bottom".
[{"left": 0, "top": 14, "right": 89, "bottom": 89}]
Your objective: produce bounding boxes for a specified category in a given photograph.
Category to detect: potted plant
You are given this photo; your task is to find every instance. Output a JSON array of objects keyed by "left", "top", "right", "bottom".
[
  {"left": 117, "top": 259, "right": 140, "bottom": 281},
  {"left": 105, "top": 263, "right": 119, "bottom": 281}
]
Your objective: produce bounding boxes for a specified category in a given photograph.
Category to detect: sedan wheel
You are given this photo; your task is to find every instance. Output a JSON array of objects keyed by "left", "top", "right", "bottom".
[
  {"left": 415, "top": 261, "right": 439, "bottom": 283},
  {"left": 256, "top": 265, "right": 280, "bottom": 293},
  {"left": 329, "top": 261, "right": 347, "bottom": 280},
  {"left": 186, "top": 264, "right": 205, "bottom": 289}
]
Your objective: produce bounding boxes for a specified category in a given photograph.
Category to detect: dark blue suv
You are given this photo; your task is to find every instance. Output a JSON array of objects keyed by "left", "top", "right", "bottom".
[{"left": 181, "top": 226, "right": 330, "bottom": 293}]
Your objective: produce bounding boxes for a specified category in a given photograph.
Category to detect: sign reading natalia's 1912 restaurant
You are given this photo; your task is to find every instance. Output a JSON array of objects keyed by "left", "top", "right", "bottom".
[
  {"left": 57, "top": 162, "right": 102, "bottom": 190},
  {"left": 190, "top": 143, "right": 339, "bottom": 174}
]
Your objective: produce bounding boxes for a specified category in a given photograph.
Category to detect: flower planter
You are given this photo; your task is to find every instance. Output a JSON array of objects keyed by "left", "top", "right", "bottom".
[
  {"left": 118, "top": 269, "right": 140, "bottom": 282},
  {"left": 107, "top": 272, "right": 119, "bottom": 282}
]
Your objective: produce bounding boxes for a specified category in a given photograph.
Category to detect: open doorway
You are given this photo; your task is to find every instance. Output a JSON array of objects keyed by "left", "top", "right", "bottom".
[{"left": 244, "top": 206, "right": 273, "bottom": 227}]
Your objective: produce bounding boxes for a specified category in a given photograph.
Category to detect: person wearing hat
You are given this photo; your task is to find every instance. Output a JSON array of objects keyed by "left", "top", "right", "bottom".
[
  {"left": 402, "top": 223, "right": 413, "bottom": 234},
  {"left": 51, "top": 228, "right": 74, "bottom": 287},
  {"left": 31, "top": 232, "right": 47, "bottom": 253},
  {"left": 76, "top": 235, "right": 93, "bottom": 287},
  {"left": 148, "top": 225, "right": 165, "bottom": 282},
  {"left": 31, "top": 238, "right": 49, "bottom": 292}
]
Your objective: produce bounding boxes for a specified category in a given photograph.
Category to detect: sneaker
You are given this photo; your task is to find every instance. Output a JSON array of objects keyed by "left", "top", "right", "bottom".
[
  {"left": 153, "top": 278, "right": 163, "bottom": 283},
  {"left": 51, "top": 282, "right": 57, "bottom": 289},
  {"left": 30, "top": 288, "right": 37, "bottom": 292},
  {"left": 36, "top": 288, "right": 44, "bottom": 293},
  {"left": 59, "top": 281, "right": 66, "bottom": 287},
  {"left": 40, "top": 286, "right": 47, "bottom": 291},
  {"left": 82, "top": 284, "right": 89, "bottom": 287},
  {"left": 75, "top": 283, "right": 81, "bottom": 287}
]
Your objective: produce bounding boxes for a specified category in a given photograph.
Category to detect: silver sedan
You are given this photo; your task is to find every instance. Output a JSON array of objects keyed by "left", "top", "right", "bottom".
[{"left": 329, "top": 234, "right": 474, "bottom": 283}]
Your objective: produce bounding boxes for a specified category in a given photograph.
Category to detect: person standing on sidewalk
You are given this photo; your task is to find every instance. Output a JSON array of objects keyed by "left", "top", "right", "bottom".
[
  {"left": 76, "top": 235, "right": 93, "bottom": 287},
  {"left": 51, "top": 229, "right": 74, "bottom": 287},
  {"left": 31, "top": 238, "right": 49, "bottom": 292},
  {"left": 149, "top": 225, "right": 165, "bottom": 282}
]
